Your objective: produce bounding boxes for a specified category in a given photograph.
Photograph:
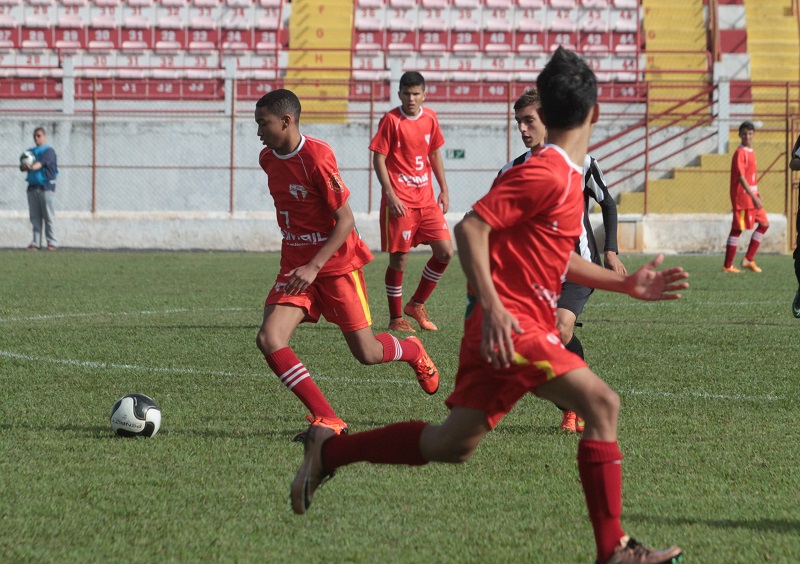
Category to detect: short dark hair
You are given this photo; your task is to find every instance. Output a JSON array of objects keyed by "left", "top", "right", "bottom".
[
  {"left": 34, "top": 127, "right": 46, "bottom": 137},
  {"left": 739, "top": 121, "right": 755, "bottom": 134},
  {"left": 536, "top": 47, "right": 597, "bottom": 130},
  {"left": 513, "top": 88, "right": 540, "bottom": 111},
  {"left": 399, "top": 71, "right": 425, "bottom": 90},
  {"left": 256, "top": 89, "right": 301, "bottom": 122}
]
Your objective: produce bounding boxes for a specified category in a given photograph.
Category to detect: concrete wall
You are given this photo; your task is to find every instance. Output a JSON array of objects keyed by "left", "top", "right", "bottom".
[{"left": 1, "top": 210, "right": 789, "bottom": 255}]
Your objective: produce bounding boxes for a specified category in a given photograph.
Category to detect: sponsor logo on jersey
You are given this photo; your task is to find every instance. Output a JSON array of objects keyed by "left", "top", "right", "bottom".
[
  {"left": 281, "top": 229, "right": 329, "bottom": 246},
  {"left": 328, "top": 172, "right": 345, "bottom": 192},
  {"left": 289, "top": 184, "right": 308, "bottom": 200},
  {"left": 532, "top": 281, "right": 559, "bottom": 310},
  {"left": 397, "top": 172, "right": 429, "bottom": 186},
  {"left": 402, "top": 230, "right": 412, "bottom": 241}
]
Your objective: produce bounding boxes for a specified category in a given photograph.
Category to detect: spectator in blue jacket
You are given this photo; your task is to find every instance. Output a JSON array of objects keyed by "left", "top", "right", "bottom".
[{"left": 20, "top": 127, "right": 59, "bottom": 250}]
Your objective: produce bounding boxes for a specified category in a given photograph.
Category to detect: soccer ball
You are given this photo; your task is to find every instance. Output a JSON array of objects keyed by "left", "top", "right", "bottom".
[
  {"left": 110, "top": 393, "right": 162, "bottom": 437},
  {"left": 20, "top": 150, "right": 35, "bottom": 167}
]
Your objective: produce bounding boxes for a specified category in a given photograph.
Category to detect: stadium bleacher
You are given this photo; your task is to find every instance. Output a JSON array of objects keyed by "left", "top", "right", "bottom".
[{"left": 0, "top": 0, "right": 644, "bottom": 100}]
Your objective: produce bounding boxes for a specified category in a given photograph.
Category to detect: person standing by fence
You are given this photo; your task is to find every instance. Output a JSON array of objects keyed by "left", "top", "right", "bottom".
[{"left": 20, "top": 127, "right": 58, "bottom": 250}]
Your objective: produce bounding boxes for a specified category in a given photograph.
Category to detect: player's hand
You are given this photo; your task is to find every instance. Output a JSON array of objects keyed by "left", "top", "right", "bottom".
[
  {"left": 481, "top": 304, "right": 524, "bottom": 369},
  {"left": 284, "top": 264, "right": 320, "bottom": 296},
  {"left": 438, "top": 191, "right": 450, "bottom": 214},
  {"left": 752, "top": 194, "right": 763, "bottom": 209},
  {"left": 604, "top": 251, "right": 627, "bottom": 275},
  {"left": 622, "top": 254, "right": 689, "bottom": 301},
  {"left": 385, "top": 193, "right": 407, "bottom": 217}
]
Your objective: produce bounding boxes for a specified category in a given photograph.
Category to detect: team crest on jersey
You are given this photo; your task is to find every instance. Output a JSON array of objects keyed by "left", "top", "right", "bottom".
[
  {"left": 328, "top": 172, "right": 345, "bottom": 192},
  {"left": 402, "top": 230, "right": 412, "bottom": 241},
  {"left": 289, "top": 184, "right": 308, "bottom": 200}
]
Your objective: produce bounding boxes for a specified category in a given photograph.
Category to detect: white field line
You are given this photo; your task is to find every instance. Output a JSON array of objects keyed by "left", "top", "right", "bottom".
[
  {"left": 0, "top": 349, "right": 789, "bottom": 402},
  {"left": 0, "top": 307, "right": 247, "bottom": 323}
]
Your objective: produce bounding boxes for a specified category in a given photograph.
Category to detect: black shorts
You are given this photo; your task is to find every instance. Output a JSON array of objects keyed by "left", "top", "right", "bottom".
[{"left": 558, "top": 281, "right": 594, "bottom": 317}]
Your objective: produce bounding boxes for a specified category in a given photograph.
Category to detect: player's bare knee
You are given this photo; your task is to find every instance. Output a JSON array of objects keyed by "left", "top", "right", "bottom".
[
  {"left": 595, "top": 387, "right": 620, "bottom": 418},
  {"left": 256, "top": 330, "right": 286, "bottom": 355},
  {"left": 434, "top": 247, "right": 454, "bottom": 263}
]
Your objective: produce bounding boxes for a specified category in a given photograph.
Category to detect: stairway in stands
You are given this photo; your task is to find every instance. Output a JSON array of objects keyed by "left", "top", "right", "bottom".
[
  {"left": 284, "top": 0, "right": 353, "bottom": 123},
  {"left": 617, "top": 0, "right": 798, "bottom": 215}
]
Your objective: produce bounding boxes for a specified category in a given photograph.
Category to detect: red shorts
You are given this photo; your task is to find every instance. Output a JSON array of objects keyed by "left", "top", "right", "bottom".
[
  {"left": 732, "top": 206, "right": 768, "bottom": 231},
  {"left": 445, "top": 329, "right": 587, "bottom": 429},
  {"left": 264, "top": 269, "right": 372, "bottom": 332},
  {"left": 380, "top": 203, "right": 451, "bottom": 253}
]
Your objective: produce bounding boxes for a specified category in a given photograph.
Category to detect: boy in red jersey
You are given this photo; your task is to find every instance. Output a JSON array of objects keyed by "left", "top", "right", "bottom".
[
  {"left": 254, "top": 89, "right": 440, "bottom": 439},
  {"left": 723, "top": 121, "right": 769, "bottom": 273},
  {"left": 370, "top": 71, "right": 453, "bottom": 333},
  {"left": 291, "top": 49, "right": 687, "bottom": 564}
]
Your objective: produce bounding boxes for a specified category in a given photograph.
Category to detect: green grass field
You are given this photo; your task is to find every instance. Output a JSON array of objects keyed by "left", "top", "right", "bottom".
[{"left": 1, "top": 250, "right": 798, "bottom": 562}]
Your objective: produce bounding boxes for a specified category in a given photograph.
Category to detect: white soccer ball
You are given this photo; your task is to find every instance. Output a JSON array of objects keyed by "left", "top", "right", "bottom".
[
  {"left": 20, "top": 150, "right": 35, "bottom": 167},
  {"left": 110, "top": 393, "right": 162, "bottom": 437}
]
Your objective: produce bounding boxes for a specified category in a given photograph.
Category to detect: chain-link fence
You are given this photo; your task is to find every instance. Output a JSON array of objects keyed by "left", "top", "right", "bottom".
[{"left": 2, "top": 78, "right": 798, "bottom": 230}]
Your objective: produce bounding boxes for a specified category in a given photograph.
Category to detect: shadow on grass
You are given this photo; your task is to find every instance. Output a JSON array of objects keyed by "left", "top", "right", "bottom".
[
  {"left": 626, "top": 513, "right": 800, "bottom": 534},
  {"left": 0, "top": 422, "right": 297, "bottom": 441}
]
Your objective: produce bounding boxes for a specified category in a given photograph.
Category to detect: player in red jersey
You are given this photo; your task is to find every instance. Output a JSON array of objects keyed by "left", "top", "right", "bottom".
[
  {"left": 723, "top": 121, "right": 769, "bottom": 273},
  {"left": 370, "top": 71, "right": 453, "bottom": 333},
  {"left": 291, "top": 49, "right": 687, "bottom": 564},
  {"left": 254, "top": 89, "right": 440, "bottom": 440}
]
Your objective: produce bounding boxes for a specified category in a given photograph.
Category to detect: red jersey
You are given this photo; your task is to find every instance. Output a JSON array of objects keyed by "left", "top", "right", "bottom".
[
  {"left": 369, "top": 106, "right": 445, "bottom": 208},
  {"left": 259, "top": 135, "right": 373, "bottom": 276},
  {"left": 730, "top": 145, "right": 757, "bottom": 210},
  {"left": 468, "top": 145, "right": 584, "bottom": 336}
]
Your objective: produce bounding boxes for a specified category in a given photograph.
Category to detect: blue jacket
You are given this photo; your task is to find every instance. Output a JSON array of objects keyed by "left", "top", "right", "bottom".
[{"left": 26, "top": 144, "right": 58, "bottom": 191}]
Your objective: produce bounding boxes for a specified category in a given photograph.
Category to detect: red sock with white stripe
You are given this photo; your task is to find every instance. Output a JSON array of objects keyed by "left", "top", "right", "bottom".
[
  {"left": 745, "top": 224, "right": 769, "bottom": 261},
  {"left": 578, "top": 439, "right": 626, "bottom": 563},
  {"left": 265, "top": 347, "right": 336, "bottom": 418},
  {"left": 411, "top": 257, "right": 449, "bottom": 304},
  {"left": 724, "top": 230, "right": 741, "bottom": 268},
  {"left": 375, "top": 332, "right": 420, "bottom": 362},
  {"left": 385, "top": 267, "right": 404, "bottom": 319}
]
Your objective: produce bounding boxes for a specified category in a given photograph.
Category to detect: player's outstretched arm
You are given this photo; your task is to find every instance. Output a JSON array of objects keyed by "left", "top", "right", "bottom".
[{"left": 566, "top": 253, "right": 688, "bottom": 301}]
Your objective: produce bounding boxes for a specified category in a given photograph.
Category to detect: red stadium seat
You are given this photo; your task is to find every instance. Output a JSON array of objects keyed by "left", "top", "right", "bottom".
[
  {"left": 451, "top": 4, "right": 481, "bottom": 32},
  {"left": 54, "top": 25, "right": 84, "bottom": 50},
  {"left": 514, "top": 30, "right": 546, "bottom": 54},
  {"left": 483, "top": 29, "right": 513, "bottom": 54},
  {"left": 450, "top": 28, "right": 480, "bottom": 52}
]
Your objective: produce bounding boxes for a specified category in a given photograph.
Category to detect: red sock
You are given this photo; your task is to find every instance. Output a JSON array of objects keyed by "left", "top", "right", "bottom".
[
  {"left": 375, "top": 333, "right": 420, "bottom": 362},
  {"left": 724, "top": 231, "right": 741, "bottom": 268},
  {"left": 411, "top": 257, "right": 449, "bottom": 304},
  {"left": 385, "top": 267, "right": 404, "bottom": 319},
  {"left": 265, "top": 347, "right": 336, "bottom": 419},
  {"left": 577, "top": 439, "right": 626, "bottom": 563},
  {"left": 322, "top": 420, "right": 429, "bottom": 472},
  {"left": 745, "top": 224, "right": 768, "bottom": 261}
]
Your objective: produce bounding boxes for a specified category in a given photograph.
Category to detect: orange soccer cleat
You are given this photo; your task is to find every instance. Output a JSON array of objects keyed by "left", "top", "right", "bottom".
[
  {"left": 405, "top": 336, "right": 439, "bottom": 394},
  {"left": 403, "top": 300, "right": 439, "bottom": 331},
  {"left": 722, "top": 266, "right": 741, "bottom": 273},
  {"left": 293, "top": 414, "right": 348, "bottom": 444},
  {"left": 741, "top": 259, "right": 762, "bottom": 273},
  {"left": 388, "top": 317, "right": 416, "bottom": 332}
]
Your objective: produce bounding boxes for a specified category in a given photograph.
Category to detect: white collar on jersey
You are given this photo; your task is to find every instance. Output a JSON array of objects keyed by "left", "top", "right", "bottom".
[
  {"left": 540, "top": 143, "right": 583, "bottom": 173},
  {"left": 274, "top": 135, "right": 307, "bottom": 160},
  {"left": 398, "top": 106, "right": 425, "bottom": 120}
]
